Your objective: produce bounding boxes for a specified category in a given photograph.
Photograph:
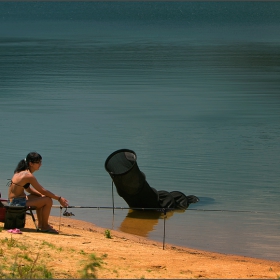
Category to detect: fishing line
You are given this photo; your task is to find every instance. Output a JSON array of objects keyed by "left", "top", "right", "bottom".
[
  {"left": 52, "top": 205, "right": 171, "bottom": 211},
  {"left": 52, "top": 205, "right": 280, "bottom": 215},
  {"left": 187, "top": 209, "right": 280, "bottom": 215}
]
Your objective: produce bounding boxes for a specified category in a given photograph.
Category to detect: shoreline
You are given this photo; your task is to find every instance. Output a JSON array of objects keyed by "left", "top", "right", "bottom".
[
  {"left": 52, "top": 215, "right": 270, "bottom": 261},
  {"left": 52, "top": 210, "right": 278, "bottom": 262},
  {"left": 1, "top": 215, "right": 279, "bottom": 279}
]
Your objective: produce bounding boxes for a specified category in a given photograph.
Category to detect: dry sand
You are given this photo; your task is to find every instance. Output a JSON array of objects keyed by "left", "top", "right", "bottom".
[{"left": 1, "top": 215, "right": 279, "bottom": 279}]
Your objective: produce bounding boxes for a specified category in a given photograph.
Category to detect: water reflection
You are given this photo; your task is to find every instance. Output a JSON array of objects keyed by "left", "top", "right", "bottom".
[{"left": 119, "top": 209, "right": 184, "bottom": 237}]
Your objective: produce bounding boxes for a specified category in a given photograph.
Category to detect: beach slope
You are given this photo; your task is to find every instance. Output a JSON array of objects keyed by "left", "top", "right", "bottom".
[{"left": 0, "top": 216, "right": 279, "bottom": 279}]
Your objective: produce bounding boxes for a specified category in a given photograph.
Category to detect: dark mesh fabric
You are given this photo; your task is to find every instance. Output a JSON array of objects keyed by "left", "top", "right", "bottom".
[
  {"left": 105, "top": 149, "right": 199, "bottom": 209},
  {"left": 105, "top": 149, "right": 160, "bottom": 207},
  {"left": 105, "top": 151, "right": 136, "bottom": 175},
  {"left": 158, "top": 190, "right": 176, "bottom": 209},
  {"left": 169, "top": 191, "right": 199, "bottom": 209}
]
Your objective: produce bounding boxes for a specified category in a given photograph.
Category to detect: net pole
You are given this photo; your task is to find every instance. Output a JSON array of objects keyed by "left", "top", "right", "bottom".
[
  {"left": 112, "top": 180, "right": 115, "bottom": 215},
  {"left": 163, "top": 209, "right": 166, "bottom": 250}
]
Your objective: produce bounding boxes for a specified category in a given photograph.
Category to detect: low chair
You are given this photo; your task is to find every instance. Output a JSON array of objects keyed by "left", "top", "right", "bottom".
[{"left": 0, "top": 193, "right": 38, "bottom": 231}]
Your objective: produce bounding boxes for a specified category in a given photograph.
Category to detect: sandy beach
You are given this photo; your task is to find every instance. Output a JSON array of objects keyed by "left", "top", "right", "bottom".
[{"left": 1, "top": 215, "right": 279, "bottom": 279}]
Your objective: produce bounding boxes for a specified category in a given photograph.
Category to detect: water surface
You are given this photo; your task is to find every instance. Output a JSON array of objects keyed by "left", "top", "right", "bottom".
[{"left": 0, "top": 1, "right": 279, "bottom": 261}]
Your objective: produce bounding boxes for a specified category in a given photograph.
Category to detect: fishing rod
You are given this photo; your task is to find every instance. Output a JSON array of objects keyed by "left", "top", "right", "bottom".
[
  {"left": 52, "top": 205, "right": 172, "bottom": 212},
  {"left": 52, "top": 205, "right": 280, "bottom": 215}
]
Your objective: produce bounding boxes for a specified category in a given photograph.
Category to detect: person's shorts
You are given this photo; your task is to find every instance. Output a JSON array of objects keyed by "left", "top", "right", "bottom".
[{"left": 9, "top": 197, "right": 26, "bottom": 207}]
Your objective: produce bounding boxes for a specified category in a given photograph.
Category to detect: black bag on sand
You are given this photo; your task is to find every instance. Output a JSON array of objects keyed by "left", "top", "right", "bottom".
[{"left": 4, "top": 207, "right": 26, "bottom": 229}]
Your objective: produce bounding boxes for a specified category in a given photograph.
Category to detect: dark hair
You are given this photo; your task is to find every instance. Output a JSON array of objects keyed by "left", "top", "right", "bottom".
[{"left": 14, "top": 152, "right": 42, "bottom": 173}]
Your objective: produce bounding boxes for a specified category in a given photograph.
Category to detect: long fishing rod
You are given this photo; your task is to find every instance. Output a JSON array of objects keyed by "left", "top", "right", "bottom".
[
  {"left": 52, "top": 205, "right": 170, "bottom": 212},
  {"left": 52, "top": 205, "right": 280, "bottom": 215}
]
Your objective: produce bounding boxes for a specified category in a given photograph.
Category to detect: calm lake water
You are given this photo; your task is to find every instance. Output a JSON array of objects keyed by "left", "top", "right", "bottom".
[{"left": 0, "top": 2, "right": 279, "bottom": 261}]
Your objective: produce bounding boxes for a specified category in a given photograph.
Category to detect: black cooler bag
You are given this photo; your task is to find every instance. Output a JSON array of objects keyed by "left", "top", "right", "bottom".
[{"left": 4, "top": 207, "right": 26, "bottom": 229}]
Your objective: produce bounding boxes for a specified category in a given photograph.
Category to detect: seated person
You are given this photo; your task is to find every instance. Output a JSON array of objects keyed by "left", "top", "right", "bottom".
[{"left": 8, "top": 152, "right": 68, "bottom": 234}]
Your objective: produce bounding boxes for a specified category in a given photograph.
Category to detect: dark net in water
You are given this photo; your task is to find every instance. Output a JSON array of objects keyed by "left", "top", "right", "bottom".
[{"left": 105, "top": 149, "right": 199, "bottom": 210}]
